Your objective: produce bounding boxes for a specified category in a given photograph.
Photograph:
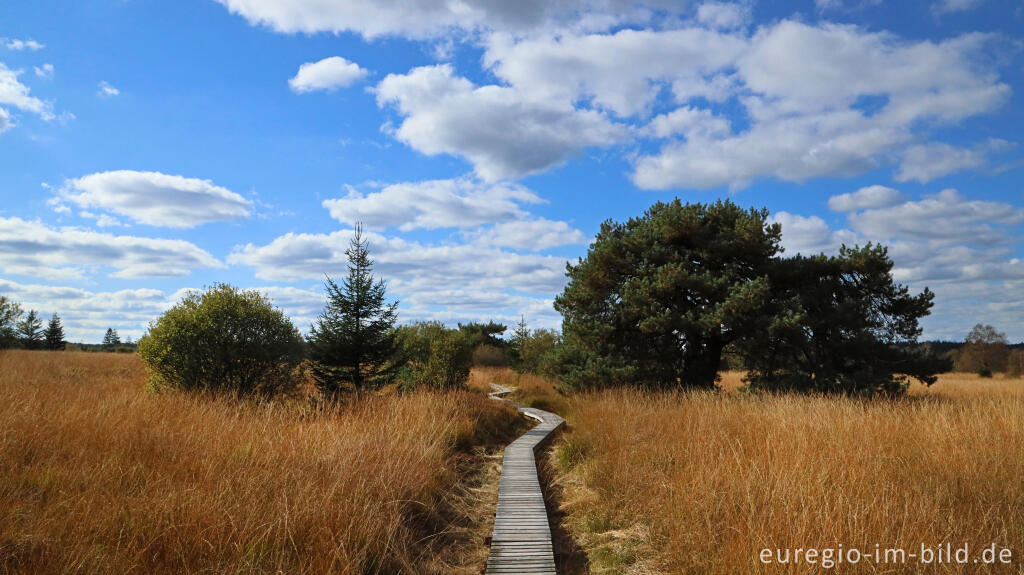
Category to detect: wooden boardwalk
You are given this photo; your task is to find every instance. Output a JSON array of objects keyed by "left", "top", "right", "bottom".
[{"left": 486, "top": 384, "right": 565, "bottom": 575}]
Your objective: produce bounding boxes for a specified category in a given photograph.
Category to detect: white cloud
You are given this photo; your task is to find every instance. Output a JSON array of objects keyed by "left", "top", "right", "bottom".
[
  {"left": 896, "top": 142, "right": 987, "bottom": 183},
  {"left": 847, "top": 188, "right": 1024, "bottom": 245},
  {"left": 644, "top": 106, "right": 730, "bottom": 139},
  {"left": 97, "top": 81, "right": 119, "bottom": 97},
  {"left": 932, "top": 0, "right": 983, "bottom": 15},
  {"left": 0, "top": 278, "right": 172, "bottom": 343},
  {"left": 828, "top": 185, "right": 905, "bottom": 212},
  {"left": 472, "top": 218, "right": 587, "bottom": 251},
  {"left": 0, "top": 108, "right": 10, "bottom": 134},
  {"left": 4, "top": 38, "right": 44, "bottom": 51},
  {"left": 771, "top": 188, "right": 1024, "bottom": 340},
  {"left": 228, "top": 228, "right": 571, "bottom": 329},
  {"left": 0, "top": 217, "right": 222, "bottom": 279},
  {"left": 33, "top": 63, "right": 53, "bottom": 79},
  {"left": 289, "top": 56, "right": 368, "bottom": 93},
  {"left": 376, "top": 64, "right": 627, "bottom": 181},
  {"left": 323, "top": 177, "right": 542, "bottom": 231},
  {"left": 228, "top": 228, "right": 569, "bottom": 293},
  {"left": 632, "top": 21, "right": 1009, "bottom": 189},
  {"left": 696, "top": 2, "right": 750, "bottom": 29},
  {"left": 213, "top": 0, "right": 686, "bottom": 39},
  {"left": 0, "top": 62, "right": 53, "bottom": 120},
  {"left": 770, "top": 212, "right": 860, "bottom": 255},
  {"left": 483, "top": 28, "right": 745, "bottom": 117},
  {"left": 60, "top": 170, "right": 252, "bottom": 228}
]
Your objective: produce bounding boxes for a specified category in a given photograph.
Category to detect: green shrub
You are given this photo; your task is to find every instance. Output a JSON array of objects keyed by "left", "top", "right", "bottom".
[
  {"left": 137, "top": 284, "right": 305, "bottom": 397},
  {"left": 977, "top": 367, "right": 994, "bottom": 378},
  {"left": 395, "top": 322, "right": 474, "bottom": 390}
]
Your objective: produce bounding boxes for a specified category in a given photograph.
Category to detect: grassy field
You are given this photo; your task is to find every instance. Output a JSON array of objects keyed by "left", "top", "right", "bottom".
[
  {"left": 507, "top": 370, "right": 1024, "bottom": 574},
  {"left": 0, "top": 350, "right": 523, "bottom": 575}
]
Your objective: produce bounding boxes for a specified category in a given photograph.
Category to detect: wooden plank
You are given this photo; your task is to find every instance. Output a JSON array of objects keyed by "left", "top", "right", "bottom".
[{"left": 484, "top": 384, "right": 565, "bottom": 574}]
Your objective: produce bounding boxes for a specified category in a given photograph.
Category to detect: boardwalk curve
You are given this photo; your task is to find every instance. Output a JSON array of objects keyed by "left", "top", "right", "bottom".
[{"left": 486, "top": 384, "right": 565, "bottom": 575}]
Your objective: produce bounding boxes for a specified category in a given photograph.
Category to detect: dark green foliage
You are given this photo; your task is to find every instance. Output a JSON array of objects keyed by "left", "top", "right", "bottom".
[
  {"left": 137, "top": 284, "right": 305, "bottom": 397},
  {"left": 458, "top": 321, "right": 507, "bottom": 348},
  {"left": 17, "top": 310, "right": 44, "bottom": 350},
  {"left": 0, "top": 295, "right": 24, "bottom": 349},
  {"left": 102, "top": 328, "right": 121, "bottom": 349},
  {"left": 43, "top": 313, "right": 65, "bottom": 351},
  {"left": 740, "top": 244, "right": 949, "bottom": 396},
  {"left": 395, "top": 321, "right": 474, "bottom": 390},
  {"left": 308, "top": 225, "right": 400, "bottom": 395},
  {"left": 517, "top": 328, "right": 561, "bottom": 375},
  {"left": 554, "top": 199, "right": 781, "bottom": 390}
]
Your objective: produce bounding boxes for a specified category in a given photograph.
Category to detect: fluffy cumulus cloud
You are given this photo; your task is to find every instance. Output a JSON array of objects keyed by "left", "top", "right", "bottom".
[
  {"left": 827, "top": 185, "right": 905, "bottom": 212},
  {"left": 289, "top": 56, "right": 368, "bottom": 93},
  {"left": 695, "top": 2, "right": 750, "bottom": 29},
  {"left": 323, "top": 178, "right": 543, "bottom": 230},
  {"left": 775, "top": 188, "right": 1024, "bottom": 339},
  {"left": 219, "top": 0, "right": 1012, "bottom": 190},
  {"left": 0, "top": 62, "right": 54, "bottom": 125},
  {"left": 0, "top": 278, "right": 171, "bottom": 342},
  {"left": 376, "top": 64, "right": 627, "bottom": 181},
  {"left": 770, "top": 212, "right": 860, "bottom": 255},
  {"left": 229, "top": 228, "right": 569, "bottom": 293},
  {"left": 214, "top": 0, "right": 687, "bottom": 39},
  {"left": 57, "top": 170, "right": 252, "bottom": 228},
  {"left": 228, "top": 228, "right": 571, "bottom": 328},
  {"left": 471, "top": 218, "right": 587, "bottom": 251},
  {"left": 0, "top": 279, "right": 336, "bottom": 343},
  {"left": 0, "top": 217, "right": 222, "bottom": 279},
  {"left": 847, "top": 188, "right": 1024, "bottom": 246},
  {"left": 483, "top": 28, "right": 746, "bottom": 117},
  {"left": 632, "top": 22, "right": 1010, "bottom": 189},
  {"left": 896, "top": 141, "right": 1001, "bottom": 183}
]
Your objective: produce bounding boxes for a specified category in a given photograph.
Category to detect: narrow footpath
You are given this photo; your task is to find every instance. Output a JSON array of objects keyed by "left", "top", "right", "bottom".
[{"left": 485, "top": 384, "right": 566, "bottom": 575}]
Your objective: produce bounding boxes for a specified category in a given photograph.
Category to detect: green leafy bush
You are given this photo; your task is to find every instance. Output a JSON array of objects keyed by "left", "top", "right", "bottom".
[
  {"left": 137, "top": 284, "right": 305, "bottom": 397},
  {"left": 395, "top": 322, "right": 474, "bottom": 390}
]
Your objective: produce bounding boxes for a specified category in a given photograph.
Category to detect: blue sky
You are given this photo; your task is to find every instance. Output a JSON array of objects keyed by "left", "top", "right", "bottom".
[{"left": 1, "top": 0, "right": 1023, "bottom": 343}]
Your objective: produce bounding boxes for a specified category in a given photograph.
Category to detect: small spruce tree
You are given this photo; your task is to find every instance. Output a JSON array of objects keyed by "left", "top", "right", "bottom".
[
  {"left": 102, "top": 328, "right": 121, "bottom": 349},
  {"left": 43, "top": 313, "right": 66, "bottom": 351},
  {"left": 17, "top": 309, "right": 44, "bottom": 350},
  {"left": 309, "top": 224, "right": 399, "bottom": 395}
]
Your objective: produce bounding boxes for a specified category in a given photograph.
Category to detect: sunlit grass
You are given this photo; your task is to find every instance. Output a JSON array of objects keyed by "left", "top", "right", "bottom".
[
  {"left": 504, "top": 368, "right": 1024, "bottom": 574},
  {"left": 0, "top": 350, "right": 522, "bottom": 574}
]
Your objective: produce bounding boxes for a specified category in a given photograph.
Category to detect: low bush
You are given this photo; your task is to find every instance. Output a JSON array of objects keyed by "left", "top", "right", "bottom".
[{"left": 137, "top": 284, "right": 305, "bottom": 397}]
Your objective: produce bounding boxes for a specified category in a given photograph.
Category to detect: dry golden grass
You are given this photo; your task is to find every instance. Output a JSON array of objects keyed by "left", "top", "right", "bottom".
[
  {"left": 505, "top": 369, "right": 1024, "bottom": 574},
  {"left": 0, "top": 350, "right": 523, "bottom": 575}
]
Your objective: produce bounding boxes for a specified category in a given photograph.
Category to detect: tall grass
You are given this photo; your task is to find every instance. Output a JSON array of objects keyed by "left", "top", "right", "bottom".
[
  {"left": 510, "top": 370, "right": 1024, "bottom": 574},
  {"left": 0, "top": 350, "right": 522, "bottom": 574}
]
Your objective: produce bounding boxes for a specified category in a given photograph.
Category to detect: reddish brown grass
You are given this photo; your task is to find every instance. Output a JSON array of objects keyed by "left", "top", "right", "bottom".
[{"left": 0, "top": 350, "right": 522, "bottom": 574}]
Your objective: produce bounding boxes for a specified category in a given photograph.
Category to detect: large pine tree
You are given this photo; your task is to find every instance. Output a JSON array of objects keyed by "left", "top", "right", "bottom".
[
  {"left": 43, "top": 313, "right": 66, "bottom": 351},
  {"left": 309, "top": 225, "right": 399, "bottom": 395}
]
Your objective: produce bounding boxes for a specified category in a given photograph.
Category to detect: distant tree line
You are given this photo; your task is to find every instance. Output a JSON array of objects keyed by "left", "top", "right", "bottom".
[
  {"left": 0, "top": 294, "right": 138, "bottom": 353},
  {"left": 1, "top": 296, "right": 66, "bottom": 351}
]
